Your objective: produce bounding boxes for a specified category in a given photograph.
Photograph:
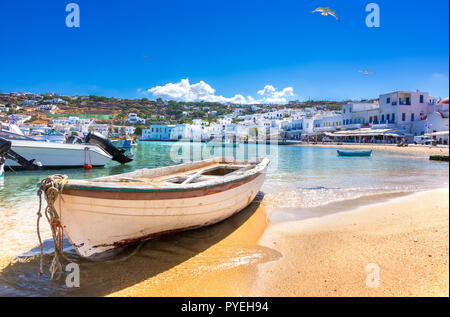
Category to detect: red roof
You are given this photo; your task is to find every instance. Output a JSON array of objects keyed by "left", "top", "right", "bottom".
[{"left": 438, "top": 97, "right": 449, "bottom": 105}]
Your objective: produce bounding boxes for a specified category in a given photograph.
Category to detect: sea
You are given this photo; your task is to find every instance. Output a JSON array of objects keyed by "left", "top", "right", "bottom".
[{"left": 0, "top": 142, "right": 448, "bottom": 296}]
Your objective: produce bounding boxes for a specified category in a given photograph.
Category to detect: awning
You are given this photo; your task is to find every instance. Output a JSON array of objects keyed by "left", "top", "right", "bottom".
[
  {"left": 324, "top": 128, "right": 398, "bottom": 137},
  {"left": 425, "top": 131, "right": 449, "bottom": 137}
]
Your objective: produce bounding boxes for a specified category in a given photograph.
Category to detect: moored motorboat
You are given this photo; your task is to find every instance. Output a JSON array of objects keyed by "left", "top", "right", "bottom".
[
  {"left": 1, "top": 137, "right": 41, "bottom": 176},
  {"left": 337, "top": 149, "right": 373, "bottom": 157},
  {"left": 39, "top": 157, "right": 269, "bottom": 259},
  {"left": 1, "top": 124, "right": 114, "bottom": 168},
  {"left": 7, "top": 139, "right": 113, "bottom": 168},
  {"left": 1, "top": 124, "right": 134, "bottom": 168}
]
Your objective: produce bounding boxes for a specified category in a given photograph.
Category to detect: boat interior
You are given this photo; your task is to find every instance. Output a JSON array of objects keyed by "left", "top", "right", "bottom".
[{"left": 80, "top": 158, "right": 264, "bottom": 188}]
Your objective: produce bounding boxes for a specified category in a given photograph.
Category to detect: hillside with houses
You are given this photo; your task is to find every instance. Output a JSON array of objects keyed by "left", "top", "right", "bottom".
[{"left": 0, "top": 90, "right": 448, "bottom": 145}]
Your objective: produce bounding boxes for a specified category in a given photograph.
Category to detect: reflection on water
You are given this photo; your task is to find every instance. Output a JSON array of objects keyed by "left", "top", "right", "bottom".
[{"left": 0, "top": 142, "right": 448, "bottom": 296}]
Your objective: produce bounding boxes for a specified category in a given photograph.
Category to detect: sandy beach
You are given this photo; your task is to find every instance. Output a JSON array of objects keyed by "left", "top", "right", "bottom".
[
  {"left": 106, "top": 188, "right": 449, "bottom": 297},
  {"left": 251, "top": 188, "right": 449, "bottom": 297},
  {"left": 295, "top": 143, "right": 449, "bottom": 157}
]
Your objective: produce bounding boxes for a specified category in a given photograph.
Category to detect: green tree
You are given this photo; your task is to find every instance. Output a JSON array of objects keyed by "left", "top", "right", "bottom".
[
  {"left": 134, "top": 125, "right": 147, "bottom": 136},
  {"left": 249, "top": 127, "right": 259, "bottom": 138}
]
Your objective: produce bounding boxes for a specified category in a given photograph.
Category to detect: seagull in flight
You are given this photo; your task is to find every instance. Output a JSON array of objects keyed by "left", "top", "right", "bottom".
[
  {"left": 358, "top": 70, "right": 374, "bottom": 75},
  {"left": 312, "top": 7, "right": 340, "bottom": 21}
]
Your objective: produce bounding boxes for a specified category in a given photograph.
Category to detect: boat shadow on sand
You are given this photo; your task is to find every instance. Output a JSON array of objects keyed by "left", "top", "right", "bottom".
[{"left": 0, "top": 193, "right": 271, "bottom": 296}]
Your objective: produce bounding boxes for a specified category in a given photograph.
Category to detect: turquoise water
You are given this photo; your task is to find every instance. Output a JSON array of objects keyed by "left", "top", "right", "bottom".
[
  {"left": 0, "top": 142, "right": 448, "bottom": 296},
  {"left": 0, "top": 142, "right": 448, "bottom": 256}
]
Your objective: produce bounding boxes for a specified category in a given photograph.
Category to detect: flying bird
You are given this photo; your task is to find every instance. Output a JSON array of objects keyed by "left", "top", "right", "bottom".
[
  {"left": 143, "top": 55, "right": 150, "bottom": 60},
  {"left": 358, "top": 70, "right": 374, "bottom": 75},
  {"left": 312, "top": 7, "right": 340, "bottom": 21}
]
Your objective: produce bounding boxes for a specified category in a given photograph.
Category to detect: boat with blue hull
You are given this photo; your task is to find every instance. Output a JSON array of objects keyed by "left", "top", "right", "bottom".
[{"left": 337, "top": 149, "right": 373, "bottom": 157}]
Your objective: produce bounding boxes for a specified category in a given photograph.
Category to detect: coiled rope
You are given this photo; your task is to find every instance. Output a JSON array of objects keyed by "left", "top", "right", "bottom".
[
  {"left": 36, "top": 174, "right": 145, "bottom": 279},
  {"left": 36, "top": 174, "right": 71, "bottom": 279}
]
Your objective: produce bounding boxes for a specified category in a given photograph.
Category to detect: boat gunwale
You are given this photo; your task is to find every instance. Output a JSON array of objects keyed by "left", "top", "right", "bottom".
[
  {"left": 11, "top": 140, "right": 113, "bottom": 159},
  {"left": 61, "top": 157, "right": 269, "bottom": 193}
]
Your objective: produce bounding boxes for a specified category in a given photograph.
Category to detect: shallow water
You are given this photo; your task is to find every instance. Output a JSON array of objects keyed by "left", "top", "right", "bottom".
[{"left": 0, "top": 142, "right": 448, "bottom": 296}]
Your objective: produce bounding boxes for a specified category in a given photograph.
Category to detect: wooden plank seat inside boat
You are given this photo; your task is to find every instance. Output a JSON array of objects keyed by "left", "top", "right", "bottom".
[{"left": 84, "top": 160, "right": 259, "bottom": 188}]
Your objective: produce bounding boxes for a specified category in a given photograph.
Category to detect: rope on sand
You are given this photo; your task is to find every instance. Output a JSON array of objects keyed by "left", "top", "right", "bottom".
[
  {"left": 36, "top": 174, "right": 71, "bottom": 279},
  {"left": 36, "top": 174, "right": 144, "bottom": 278}
]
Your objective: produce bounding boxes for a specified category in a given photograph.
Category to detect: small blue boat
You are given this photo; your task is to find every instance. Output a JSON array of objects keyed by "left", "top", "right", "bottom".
[{"left": 337, "top": 149, "right": 373, "bottom": 157}]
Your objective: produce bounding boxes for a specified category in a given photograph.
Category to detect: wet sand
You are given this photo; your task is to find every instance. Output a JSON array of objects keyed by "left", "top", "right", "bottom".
[
  {"left": 107, "top": 188, "right": 448, "bottom": 297},
  {"left": 296, "top": 143, "right": 449, "bottom": 157},
  {"left": 0, "top": 195, "right": 280, "bottom": 296},
  {"left": 108, "top": 195, "right": 279, "bottom": 297},
  {"left": 251, "top": 188, "right": 449, "bottom": 297}
]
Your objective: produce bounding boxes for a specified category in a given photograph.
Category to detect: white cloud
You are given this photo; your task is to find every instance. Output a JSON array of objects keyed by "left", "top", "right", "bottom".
[
  {"left": 258, "top": 85, "right": 277, "bottom": 96},
  {"left": 432, "top": 72, "right": 448, "bottom": 79},
  {"left": 147, "top": 79, "right": 295, "bottom": 104},
  {"left": 257, "top": 85, "right": 294, "bottom": 103},
  {"left": 148, "top": 78, "right": 248, "bottom": 104}
]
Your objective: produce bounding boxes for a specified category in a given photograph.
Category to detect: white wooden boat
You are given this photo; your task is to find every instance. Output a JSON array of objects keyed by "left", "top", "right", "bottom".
[{"left": 51, "top": 157, "right": 269, "bottom": 259}]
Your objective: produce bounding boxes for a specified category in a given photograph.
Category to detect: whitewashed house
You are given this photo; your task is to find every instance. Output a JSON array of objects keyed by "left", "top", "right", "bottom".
[
  {"left": 378, "top": 90, "right": 437, "bottom": 132},
  {"left": 142, "top": 124, "right": 176, "bottom": 140},
  {"left": 90, "top": 124, "right": 109, "bottom": 137},
  {"left": 39, "top": 104, "right": 58, "bottom": 113},
  {"left": 342, "top": 103, "right": 380, "bottom": 128},
  {"left": 128, "top": 113, "right": 146, "bottom": 124},
  {"left": 23, "top": 100, "right": 38, "bottom": 106}
]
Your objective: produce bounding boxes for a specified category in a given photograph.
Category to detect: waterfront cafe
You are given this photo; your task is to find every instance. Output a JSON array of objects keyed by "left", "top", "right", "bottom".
[
  {"left": 324, "top": 128, "right": 411, "bottom": 144},
  {"left": 425, "top": 130, "right": 449, "bottom": 145}
]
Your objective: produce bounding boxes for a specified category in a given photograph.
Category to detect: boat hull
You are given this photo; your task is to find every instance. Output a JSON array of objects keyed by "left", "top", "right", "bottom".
[
  {"left": 55, "top": 168, "right": 267, "bottom": 259},
  {"left": 337, "top": 150, "right": 372, "bottom": 157},
  {"left": 7, "top": 140, "right": 112, "bottom": 168}
]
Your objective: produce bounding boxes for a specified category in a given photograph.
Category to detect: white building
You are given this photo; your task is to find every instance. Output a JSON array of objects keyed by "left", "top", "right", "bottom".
[
  {"left": 39, "top": 104, "right": 58, "bottom": 112},
  {"left": 142, "top": 124, "right": 177, "bottom": 140},
  {"left": 48, "top": 98, "right": 68, "bottom": 105},
  {"left": 378, "top": 90, "right": 437, "bottom": 132},
  {"left": 128, "top": 113, "right": 146, "bottom": 124},
  {"left": 0, "top": 105, "right": 9, "bottom": 113},
  {"left": 90, "top": 124, "right": 109, "bottom": 137},
  {"left": 342, "top": 102, "right": 380, "bottom": 128},
  {"left": 117, "top": 126, "right": 136, "bottom": 135},
  {"left": 23, "top": 100, "right": 38, "bottom": 106}
]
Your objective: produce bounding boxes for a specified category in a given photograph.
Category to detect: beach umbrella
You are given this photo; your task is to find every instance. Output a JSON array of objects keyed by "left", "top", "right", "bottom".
[{"left": 438, "top": 97, "right": 449, "bottom": 105}]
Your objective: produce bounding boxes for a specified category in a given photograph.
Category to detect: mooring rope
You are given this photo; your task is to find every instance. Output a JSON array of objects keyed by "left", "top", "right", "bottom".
[
  {"left": 36, "top": 174, "right": 145, "bottom": 278},
  {"left": 36, "top": 174, "right": 70, "bottom": 279}
]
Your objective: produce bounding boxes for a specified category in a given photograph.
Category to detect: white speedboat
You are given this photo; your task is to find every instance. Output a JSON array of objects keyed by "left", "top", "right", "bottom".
[
  {"left": 0, "top": 124, "right": 124, "bottom": 168},
  {"left": 42, "top": 157, "right": 269, "bottom": 259},
  {"left": 1, "top": 137, "right": 41, "bottom": 177},
  {"left": 8, "top": 139, "right": 112, "bottom": 168}
]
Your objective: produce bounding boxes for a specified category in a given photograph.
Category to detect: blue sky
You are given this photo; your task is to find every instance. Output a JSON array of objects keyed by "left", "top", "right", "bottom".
[{"left": 0, "top": 0, "right": 448, "bottom": 102}]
